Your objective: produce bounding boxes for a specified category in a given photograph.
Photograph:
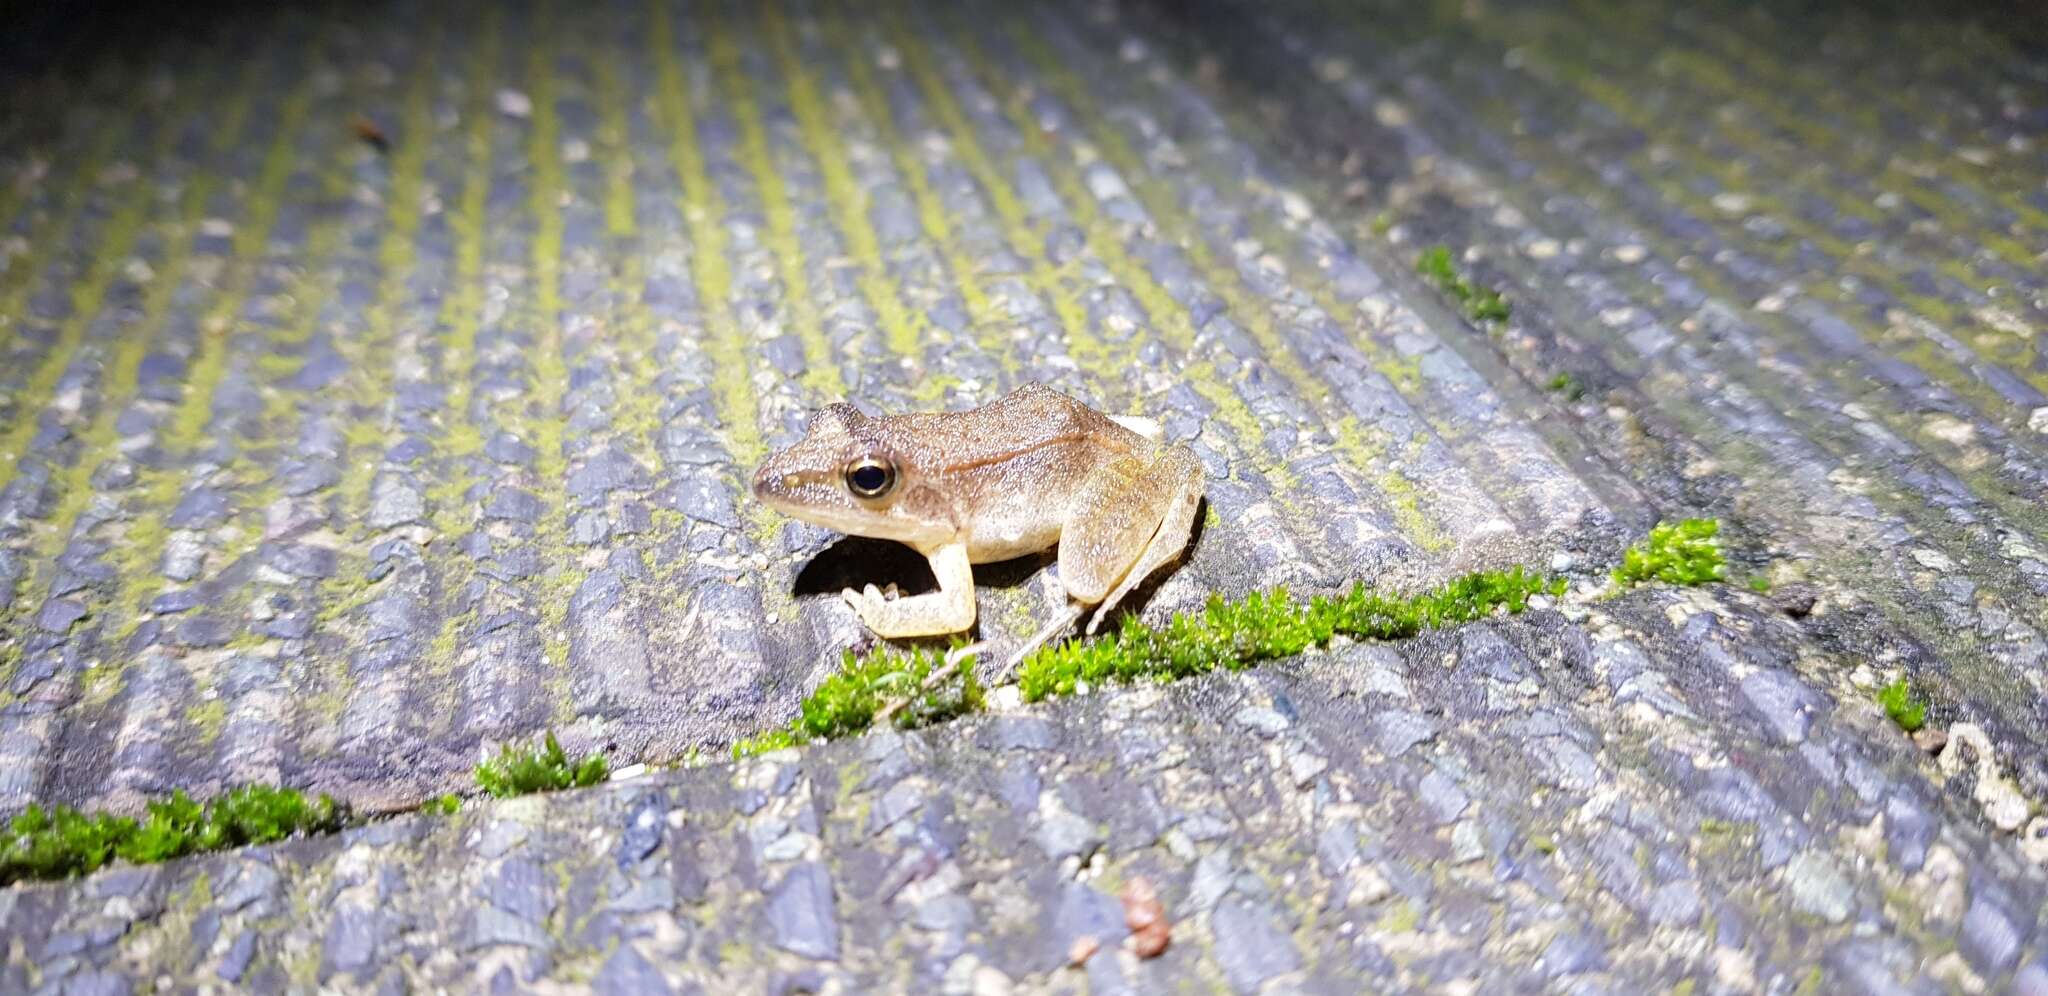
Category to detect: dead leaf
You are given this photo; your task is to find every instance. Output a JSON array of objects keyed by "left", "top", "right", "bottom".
[{"left": 1122, "top": 876, "right": 1170, "bottom": 958}]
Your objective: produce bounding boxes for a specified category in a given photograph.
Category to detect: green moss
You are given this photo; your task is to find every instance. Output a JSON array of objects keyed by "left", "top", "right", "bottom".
[
  {"left": 1747, "top": 574, "right": 1773, "bottom": 593},
  {"left": 1374, "top": 353, "right": 1426, "bottom": 395},
  {"left": 1416, "top": 245, "right": 1510, "bottom": 325},
  {"left": 430, "top": 793, "right": 462, "bottom": 816},
  {"left": 1019, "top": 567, "right": 1563, "bottom": 702},
  {"left": 735, "top": 562, "right": 1580, "bottom": 757},
  {"left": 1877, "top": 677, "right": 1927, "bottom": 733},
  {"left": 723, "top": 520, "right": 1731, "bottom": 761},
  {"left": 734, "top": 643, "right": 986, "bottom": 759},
  {"left": 1545, "top": 372, "right": 1585, "bottom": 401},
  {"left": 1375, "top": 898, "right": 1420, "bottom": 934},
  {"left": 1792, "top": 965, "right": 1825, "bottom": 996},
  {"left": 731, "top": 726, "right": 802, "bottom": 759},
  {"left": 1530, "top": 834, "right": 1558, "bottom": 855},
  {"left": 474, "top": 731, "right": 609, "bottom": 798},
  {"left": 1612, "top": 518, "right": 1724, "bottom": 588},
  {"left": 0, "top": 785, "right": 343, "bottom": 886},
  {"left": 1696, "top": 818, "right": 1754, "bottom": 865},
  {"left": 185, "top": 698, "right": 228, "bottom": 745}
]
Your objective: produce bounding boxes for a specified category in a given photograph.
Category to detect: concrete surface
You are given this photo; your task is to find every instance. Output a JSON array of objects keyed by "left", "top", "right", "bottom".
[{"left": 0, "top": 0, "right": 2042, "bottom": 990}]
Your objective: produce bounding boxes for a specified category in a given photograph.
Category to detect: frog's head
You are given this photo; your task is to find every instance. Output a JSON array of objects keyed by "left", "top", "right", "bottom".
[{"left": 752, "top": 403, "right": 956, "bottom": 548}]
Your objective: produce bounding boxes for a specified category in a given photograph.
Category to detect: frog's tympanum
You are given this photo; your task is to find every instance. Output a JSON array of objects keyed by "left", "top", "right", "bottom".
[{"left": 752, "top": 384, "right": 1204, "bottom": 655}]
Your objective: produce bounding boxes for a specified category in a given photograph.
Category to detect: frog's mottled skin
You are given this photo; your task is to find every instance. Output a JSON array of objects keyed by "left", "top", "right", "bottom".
[{"left": 752, "top": 384, "right": 1204, "bottom": 646}]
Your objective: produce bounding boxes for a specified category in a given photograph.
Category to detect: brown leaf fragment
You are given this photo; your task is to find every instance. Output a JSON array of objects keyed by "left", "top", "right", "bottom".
[
  {"left": 349, "top": 114, "right": 390, "bottom": 153},
  {"left": 1121, "top": 876, "right": 1170, "bottom": 958}
]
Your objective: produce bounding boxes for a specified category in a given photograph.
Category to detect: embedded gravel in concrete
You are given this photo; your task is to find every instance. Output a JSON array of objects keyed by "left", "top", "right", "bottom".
[{"left": 0, "top": 0, "right": 2043, "bottom": 989}]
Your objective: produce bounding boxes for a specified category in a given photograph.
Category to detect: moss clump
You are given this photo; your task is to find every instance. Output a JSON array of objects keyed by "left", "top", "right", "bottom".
[
  {"left": 1747, "top": 574, "right": 1773, "bottom": 593},
  {"left": 1417, "top": 245, "right": 1510, "bottom": 325},
  {"left": 475, "top": 731, "right": 609, "bottom": 798},
  {"left": 730, "top": 520, "right": 1740, "bottom": 759},
  {"left": 734, "top": 644, "right": 987, "bottom": 759},
  {"left": 1612, "top": 518, "right": 1724, "bottom": 588},
  {"left": 431, "top": 794, "right": 462, "bottom": 816},
  {"left": 1019, "top": 567, "right": 1563, "bottom": 702},
  {"left": 1877, "top": 678, "right": 1927, "bottom": 733},
  {"left": 1545, "top": 372, "right": 1585, "bottom": 401},
  {"left": 0, "top": 786, "right": 343, "bottom": 885}
]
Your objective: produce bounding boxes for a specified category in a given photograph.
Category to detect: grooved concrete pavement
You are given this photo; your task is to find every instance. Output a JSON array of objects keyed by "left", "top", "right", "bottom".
[{"left": 0, "top": 0, "right": 2043, "bottom": 990}]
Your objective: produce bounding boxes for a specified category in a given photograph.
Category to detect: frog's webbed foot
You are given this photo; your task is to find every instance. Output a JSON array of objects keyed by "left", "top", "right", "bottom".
[{"left": 839, "top": 544, "right": 977, "bottom": 638}]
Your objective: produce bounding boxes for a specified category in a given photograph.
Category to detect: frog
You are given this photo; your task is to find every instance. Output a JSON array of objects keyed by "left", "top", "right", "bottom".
[{"left": 751, "top": 383, "right": 1205, "bottom": 662}]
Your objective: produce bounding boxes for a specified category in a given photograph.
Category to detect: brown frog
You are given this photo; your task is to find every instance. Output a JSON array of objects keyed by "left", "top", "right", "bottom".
[{"left": 751, "top": 384, "right": 1204, "bottom": 658}]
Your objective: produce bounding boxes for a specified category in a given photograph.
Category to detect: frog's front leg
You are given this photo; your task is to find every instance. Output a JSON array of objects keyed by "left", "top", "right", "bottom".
[{"left": 842, "top": 541, "right": 977, "bottom": 638}]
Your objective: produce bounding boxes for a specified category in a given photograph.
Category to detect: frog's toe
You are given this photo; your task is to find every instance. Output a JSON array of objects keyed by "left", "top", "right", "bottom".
[{"left": 1084, "top": 602, "right": 1113, "bottom": 635}]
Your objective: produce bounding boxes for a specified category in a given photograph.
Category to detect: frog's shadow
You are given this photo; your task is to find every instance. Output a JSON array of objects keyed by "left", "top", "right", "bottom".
[
  {"left": 787, "top": 498, "right": 1210, "bottom": 621},
  {"left": 790, "top": 538, "right": 1052, "bottom": 599}
]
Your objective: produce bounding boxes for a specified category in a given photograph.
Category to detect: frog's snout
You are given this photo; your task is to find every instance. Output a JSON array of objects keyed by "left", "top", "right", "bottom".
[
  {"left": 749, "top": 458, "right": 810, "bottom": 510},
  {"left": 749, "top": 461, "right": 781, "bottom": 504}
]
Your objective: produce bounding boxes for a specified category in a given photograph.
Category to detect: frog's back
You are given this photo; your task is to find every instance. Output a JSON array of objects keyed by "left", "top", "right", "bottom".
[
  {"left": 885, "top": 385, "right": 1143, "bottom": 560},
  {"left": 884, "top": 384, "right": 1130, "bottom": 469}
]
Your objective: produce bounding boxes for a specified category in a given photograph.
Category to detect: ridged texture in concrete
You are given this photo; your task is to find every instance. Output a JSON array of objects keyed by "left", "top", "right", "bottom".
[{"left": 0, "top": 0, "right": 2043, "bottom": 990}]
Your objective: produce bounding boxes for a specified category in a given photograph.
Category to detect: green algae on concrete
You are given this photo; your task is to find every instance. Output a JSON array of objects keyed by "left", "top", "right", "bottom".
[
  {"left": 419, "top": 10, "right": 503, "bottom": 689},
  {"left": 882, "top": 7, "right": 1103, "bottom": 373},
  {"left": 707, "top": 12, "right": 846, "bottom": 400},
  {"left": 0, "top": 64, "right": 273, "bottom": 689},
  {"left": 107, "top": 81, "right": 321, "bottom": 646},
  {"left": 765, "top": 5, "right": 936, "bottom": 387},
  {"left": 831, "top": 15, "right": 1000, "bottom": 334},
  {"left": 651, "top": 3, "right": 769, "bottom": 474},
  {"left": 516, "top": 7, "right": 587, "bottom": 713}
]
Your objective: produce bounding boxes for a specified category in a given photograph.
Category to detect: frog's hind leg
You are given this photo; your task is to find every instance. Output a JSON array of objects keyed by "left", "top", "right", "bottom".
[{"left": 1057, "top": 444, "right": 1206, "bottom": 635}]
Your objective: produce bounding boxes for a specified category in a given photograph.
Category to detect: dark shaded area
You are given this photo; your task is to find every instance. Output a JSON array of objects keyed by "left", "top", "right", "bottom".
[{"left": 791, "top": 536, "right": 942, "bottom": 598}]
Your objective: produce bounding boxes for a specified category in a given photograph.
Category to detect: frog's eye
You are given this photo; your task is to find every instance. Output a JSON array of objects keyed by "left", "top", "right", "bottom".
[{"left": 844, "top": 457, "right": 896, "bottom": 499}]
